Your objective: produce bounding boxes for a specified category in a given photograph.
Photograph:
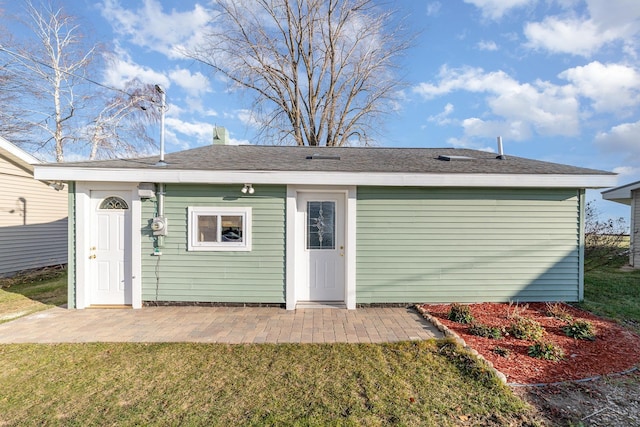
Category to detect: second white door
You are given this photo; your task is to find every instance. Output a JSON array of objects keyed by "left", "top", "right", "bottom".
[{"left": 297, "top": 192, "right": 345, "bottom": 302}]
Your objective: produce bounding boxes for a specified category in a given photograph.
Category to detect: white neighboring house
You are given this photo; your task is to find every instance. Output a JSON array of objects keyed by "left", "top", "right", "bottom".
[
  {"left": 602, "top": 180, "right": 640, "bottom": 269},
  {"left": 0, "top": 136, "right": 68, "bottom": 277}
]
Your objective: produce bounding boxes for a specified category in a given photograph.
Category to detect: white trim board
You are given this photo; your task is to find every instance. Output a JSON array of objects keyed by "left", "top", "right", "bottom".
[{"left": 35, "top": 167, "right": 618, "bottom": 189}]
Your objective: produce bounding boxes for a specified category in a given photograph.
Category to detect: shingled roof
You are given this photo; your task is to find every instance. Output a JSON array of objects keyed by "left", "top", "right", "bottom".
[{"left": 39, "top": 145, "right": 612, "bottom": 176}]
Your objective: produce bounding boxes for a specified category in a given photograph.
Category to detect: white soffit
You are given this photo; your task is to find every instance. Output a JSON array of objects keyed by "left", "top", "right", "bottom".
[
  {"left": 34, "top": 166, "right": 618, "bottom": 189},
  {"left": 602, "top": 180, "right": 640, "bottom": 204}
]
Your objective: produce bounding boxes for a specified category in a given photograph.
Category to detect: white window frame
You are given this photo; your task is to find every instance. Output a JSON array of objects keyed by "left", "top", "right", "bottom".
[{"left": 188, "top": 206, "right": 252, "bottom": 251}]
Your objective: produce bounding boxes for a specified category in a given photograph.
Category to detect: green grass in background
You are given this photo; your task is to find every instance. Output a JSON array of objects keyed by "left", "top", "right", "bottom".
[{"left": 580, "top": 255, "right": 640, "bottom": 334}]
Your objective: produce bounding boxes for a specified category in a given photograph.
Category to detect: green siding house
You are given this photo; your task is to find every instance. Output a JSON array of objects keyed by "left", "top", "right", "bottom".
[{"left": 34, "top": 140, "right": 616, "bottom": 310}]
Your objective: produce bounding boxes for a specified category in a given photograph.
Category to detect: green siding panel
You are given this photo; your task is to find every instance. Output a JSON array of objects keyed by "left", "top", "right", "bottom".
[
  {"left": 141, "top": 184, "right": 286, "bottom": 304},
  {"left": 356, "top": 187, "right": 581, "bottom": 304}
]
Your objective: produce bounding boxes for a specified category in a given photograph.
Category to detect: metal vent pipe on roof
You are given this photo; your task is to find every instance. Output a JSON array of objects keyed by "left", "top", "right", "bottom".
[
  {"left": 155, "top": 85, "right": 167, "bottom": 166},
  {"left": 496, "top": 136, "right": 507, "bottom": 160}
]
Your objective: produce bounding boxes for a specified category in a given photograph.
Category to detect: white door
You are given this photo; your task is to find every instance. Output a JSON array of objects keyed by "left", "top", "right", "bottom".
[
  {"left": 297, "top": 192, "right": 345, "bottom": 302},
  {"left": 89, "top": 190, "right": 132, "bottom": 305}
]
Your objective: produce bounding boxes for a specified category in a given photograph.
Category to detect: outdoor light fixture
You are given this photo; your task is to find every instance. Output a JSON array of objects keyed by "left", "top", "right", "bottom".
[
  {"left": 48, "top": 181, "right": 65, "bottom": 191},
  {"left": 241, "top": 184, "right": 255, "bottom": 194}
]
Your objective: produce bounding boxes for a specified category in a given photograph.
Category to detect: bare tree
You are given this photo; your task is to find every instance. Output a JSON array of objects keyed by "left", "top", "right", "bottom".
[
  {"left": 584, "top": 200, "right": 629, "bottom": 270},
  {"left": 6, "top": 0, "right": 97, "bottom": 162},
  {"left": 0, "top": 57, "right": 28, "bottom": 139},
  {"left": 1, "top": 1, "right": 159, "bottom": 162},
  {"left": 0, "top": 25, "right": 34, "bottom": 141},
  {"left": 185, "top": 0, "right": 409, "bottom": 146},
  {"left": 86, "top": 79, "right": 160, "bottom": 160}
]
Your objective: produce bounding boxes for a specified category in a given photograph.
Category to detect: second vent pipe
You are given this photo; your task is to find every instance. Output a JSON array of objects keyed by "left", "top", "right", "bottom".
[{"left": 496, "top": 136, "right": 506, "bottom": 160}]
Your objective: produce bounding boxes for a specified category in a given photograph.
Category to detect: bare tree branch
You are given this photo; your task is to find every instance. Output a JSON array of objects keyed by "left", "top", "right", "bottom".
[
  {"left": 0, "top": 1, "right": 159, "bottom": 162},
  {"left": 183, "top": 0, "right": 410, "bottom": 146},
  {"left": 86, "top": 79, "right": 160, "bottom": 160}
]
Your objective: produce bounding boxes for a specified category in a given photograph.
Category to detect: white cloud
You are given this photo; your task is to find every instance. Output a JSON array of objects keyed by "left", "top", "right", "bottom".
[
  {"left": 612, "top": 166, "right": 640, "bottom": 177},
  {"left": 595, "top": 120, "right": 640, "bottom": 159},
  {"left": 446, "top": 136, "right": 495, "bottom": 152},
  {"left": 426, "top": 2, "right": 441, "bottom": 16},
  {"left": 413, "top": 66, "right": 579, "bottom": 140},
  {"left": 236, "top": 109, "right": 261, "bottom": 128},
  {"left": 524, "top": 17, "right": 620, "bottom": 57},
  {"left": 427, "top": 103, "right": 455, "bottom": 125},
  {"left": 169, "top": 68, "right": 211, "bottom": 97},
  {"left": 462, "top": 117, "right": 534, "bottom": 141},
  {"left": 165, "top": 117, "right": 216, "bottom": 148},
  {"left": 524, "top": 0, "right": 640, "bottom": 57},
  {"left": 464, "top": 0, "right": 534, "bottom": 20},
  {"left": 102, "top": 50, "right": 169, "bottom": 89},
  {"left": 559, "top": 61, "right": 640, "bottom": 113},
  {"left": 477, "top": 40, "right": 498, "bottom": 51},
  {"left": 99, "top": 0, "right": 215, "bottom": 59}
]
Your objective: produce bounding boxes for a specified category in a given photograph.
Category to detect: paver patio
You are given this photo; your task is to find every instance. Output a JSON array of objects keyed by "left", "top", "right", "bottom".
[{"left": 0, "top": 306, "right": 443, "bottom": 344}]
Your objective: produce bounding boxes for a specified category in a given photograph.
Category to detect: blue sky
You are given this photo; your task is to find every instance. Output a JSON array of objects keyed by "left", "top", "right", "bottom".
[{"left": 3, "top": 0, "right": 639, "bottom": 220}]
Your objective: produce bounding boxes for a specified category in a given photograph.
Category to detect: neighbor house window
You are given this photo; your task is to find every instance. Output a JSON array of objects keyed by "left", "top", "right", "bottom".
[{"left": 188, "top": 207, "right": 252, "bottom": 251}]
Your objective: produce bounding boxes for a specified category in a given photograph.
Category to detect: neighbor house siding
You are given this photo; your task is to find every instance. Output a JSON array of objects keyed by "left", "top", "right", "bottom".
[
  {"left": 0, "top": 154, "right": 67, "bottom": 277},
  {"left": 632, "top": 189, "right": 639, "bottom": 268},
  {"left": 140, "top": 184, "right": 286, "bottom": 303},
  {"left": 356, "top": 187, "right": 581, "bottom": 303}
]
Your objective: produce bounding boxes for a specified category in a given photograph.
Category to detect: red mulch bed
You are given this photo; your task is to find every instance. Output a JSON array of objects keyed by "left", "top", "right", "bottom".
[{"left": 420, "top": 302, "right": 640, "bottom": 385}]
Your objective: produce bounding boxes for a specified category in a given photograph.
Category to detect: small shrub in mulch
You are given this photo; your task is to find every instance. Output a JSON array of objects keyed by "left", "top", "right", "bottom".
[
  {"left": 447, "top": 303, "right": 474, "bottom": 324},
  {"left": 419, "top": 302, "right": 640, "bottom": 384},
  {"left": 563, "top": 319, "right": 596, "bottom": 341},
  {"left": 507, "top": 316, "right": 544, "bottom": 341},
  {"left": 528, "top": 340, "right": 564, "bottom": 361},
  {"left": 544, "top": 301, "right": 574, "bottom": 322},
  {"left": 468, "top": 323, "right": 503, "bottom": 339},
  {"left": 492, "top": 346, "right": 511, "bottom": 358}
]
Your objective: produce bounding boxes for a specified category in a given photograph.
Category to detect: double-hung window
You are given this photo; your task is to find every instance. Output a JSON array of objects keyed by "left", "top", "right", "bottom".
[{"left": 188, "top": 207, "right": 252, "bottom": 251}]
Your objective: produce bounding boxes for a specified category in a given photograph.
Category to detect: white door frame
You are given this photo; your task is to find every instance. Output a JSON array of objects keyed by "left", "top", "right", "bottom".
[
  {"left": 286, "top": 185, "right": 356, "bottom": 310},
  {"left": 75, "top": 182, "right": 142, "bottom": 309}
]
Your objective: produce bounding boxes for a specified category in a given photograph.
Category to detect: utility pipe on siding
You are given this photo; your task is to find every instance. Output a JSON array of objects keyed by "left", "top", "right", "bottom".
[{"left": 154, "top": 84, "right": 167, "bottom": 247}]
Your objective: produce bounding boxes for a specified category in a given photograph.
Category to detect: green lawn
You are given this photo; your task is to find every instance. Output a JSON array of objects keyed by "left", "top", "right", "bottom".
[
  {"left": 0, "top": 268, "right": 540, "bottom": 426},
  {"left": 0, "top": 268, "right": 67, "bottom": 323},
  {"left": 0, "top": 341, "right": 536, "bottom": 426},
  {"left": 579, "top": 256, "right": 640, "bottom": 334}
]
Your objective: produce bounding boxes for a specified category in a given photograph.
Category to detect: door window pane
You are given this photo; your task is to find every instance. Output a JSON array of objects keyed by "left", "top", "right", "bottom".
[
  {"left": 99, "top": 196, "right": 129, "bottom": 210},
  {"left": 307, "top": 201, "right": 335, "bottom": 249}
]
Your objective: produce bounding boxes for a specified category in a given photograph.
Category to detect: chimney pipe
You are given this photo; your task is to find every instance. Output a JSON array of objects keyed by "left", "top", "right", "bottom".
[
  {"left": 496, "top": 136, "right": 506, "bottom": 160},
  {"left": 155, "top": 85, "right": 167, "bottom": 166}
]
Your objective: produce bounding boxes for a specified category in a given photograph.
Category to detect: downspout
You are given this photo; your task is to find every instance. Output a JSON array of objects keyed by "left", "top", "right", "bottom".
[
  {"left": 156, "top": 183, "right": 165, "bottom": 249},
  {"left": 578, "top": 189, "right": 585, "bottom": 301}
]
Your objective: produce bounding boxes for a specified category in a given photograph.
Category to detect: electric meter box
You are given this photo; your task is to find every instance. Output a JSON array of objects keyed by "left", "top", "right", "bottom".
[{"left": 151, "top": 216, "right": 168, "bottom": 236}]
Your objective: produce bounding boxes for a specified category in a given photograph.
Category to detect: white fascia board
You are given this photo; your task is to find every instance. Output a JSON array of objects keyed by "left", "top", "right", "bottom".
[
  {"left": 0, "top": 136, "right": 41, "bottom": 169},
  {"left": 602, "top": 180, "right": 640, "bottom": 203},
  {"left": 34, "top": 166, "right": 618, "bottom": 189}
]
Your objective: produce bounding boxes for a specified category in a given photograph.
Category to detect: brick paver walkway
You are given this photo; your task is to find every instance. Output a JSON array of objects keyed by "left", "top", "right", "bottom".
[{"left": 0, "top": 306, "right": 442, "bottom": 344}]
